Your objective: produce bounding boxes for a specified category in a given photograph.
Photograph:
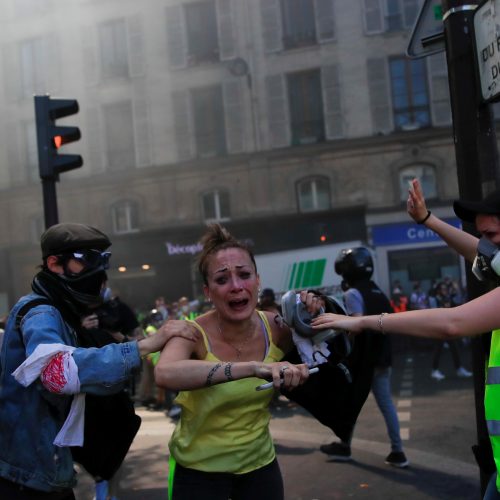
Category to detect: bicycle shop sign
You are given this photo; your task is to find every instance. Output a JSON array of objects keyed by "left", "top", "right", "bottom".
[{"left": 474, "top": 0, "right": 500, "bottom": 102}]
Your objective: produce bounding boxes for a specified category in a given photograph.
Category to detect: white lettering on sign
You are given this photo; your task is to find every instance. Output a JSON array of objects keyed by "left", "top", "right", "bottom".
[
  {"left": 407, "top": 227, "right": 437, "bottom": 240},
  {"left": 165, "top": 242, "right": 203, "bottom": 256},
  {"left": 474, "top": 1, "right": 500, "bottom": 101}
]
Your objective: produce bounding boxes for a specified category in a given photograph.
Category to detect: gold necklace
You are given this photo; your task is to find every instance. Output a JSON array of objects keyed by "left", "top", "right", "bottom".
[{"left": 217, "top": 316, "right": 253, "bottom": 359}]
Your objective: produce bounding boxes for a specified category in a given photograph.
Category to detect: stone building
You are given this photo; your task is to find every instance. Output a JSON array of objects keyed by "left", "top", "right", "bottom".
[{"left": 0, "top": 0, "right": 478, "bottom": 311}]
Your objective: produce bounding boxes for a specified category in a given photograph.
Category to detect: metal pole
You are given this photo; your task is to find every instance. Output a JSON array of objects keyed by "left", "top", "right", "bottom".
[
  {"left": 441, "top": 0, "right": 500, "bottom": 494},
  {"left": 42, "top": 178, "right": 59, "bottom": 229}
]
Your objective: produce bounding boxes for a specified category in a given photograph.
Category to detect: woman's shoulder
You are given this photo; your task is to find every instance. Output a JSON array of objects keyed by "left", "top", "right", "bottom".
[{"left": 259, "top": 309, "right": 291, "bottom": 352}]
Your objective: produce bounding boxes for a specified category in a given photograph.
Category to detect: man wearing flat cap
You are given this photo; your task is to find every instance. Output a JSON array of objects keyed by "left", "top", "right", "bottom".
[
  {"left": 407, "top": 179, "right": 500, "bottom": 497},
  {"left": 0, "top": 223, "right": 197, "bottom": 499}
]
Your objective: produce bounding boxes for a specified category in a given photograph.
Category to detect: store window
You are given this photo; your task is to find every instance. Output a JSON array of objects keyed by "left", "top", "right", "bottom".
[
  {"left": 399, "top": 165, "right": 437, "bottom": 202},
  {"left": 202, "top": 189, "right": 230, "bottom": 222},
  {"left": 297, "top": 176, "right": 330, "bottom": 212}
]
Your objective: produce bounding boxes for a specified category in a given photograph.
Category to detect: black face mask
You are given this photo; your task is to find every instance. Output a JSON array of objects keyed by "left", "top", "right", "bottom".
[{"left": 59, "top": 267, "right": 108, "bottom": 306}]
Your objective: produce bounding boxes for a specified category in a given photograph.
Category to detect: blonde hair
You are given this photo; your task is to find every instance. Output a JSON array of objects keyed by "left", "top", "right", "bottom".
[{"left": 197, "top": 223, "right": 257, "bottom": 284}]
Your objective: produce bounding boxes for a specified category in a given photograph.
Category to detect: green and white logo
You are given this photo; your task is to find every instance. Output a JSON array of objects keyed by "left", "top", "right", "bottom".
[{"left": 285, "top": 258, "right": 327, "bottom": 289}]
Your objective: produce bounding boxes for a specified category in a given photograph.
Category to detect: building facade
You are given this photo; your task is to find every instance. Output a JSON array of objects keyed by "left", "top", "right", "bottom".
[{"left": 0, "top": 0, "right": 481, "bottom": 311}]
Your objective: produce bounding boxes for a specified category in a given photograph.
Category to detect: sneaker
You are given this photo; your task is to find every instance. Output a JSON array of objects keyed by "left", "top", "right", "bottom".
[
  {"left": 456, "top": 366, "right": 472, "bottom": 378},
  {"left": 431, "top": 369, "right": 445, "bottom": 381},
  {"left": 385, "top": 451, "right": 409, "bottom": 468},
  {"left": 319, "top": 442, "right": 352, "bottom": 461},
  {"left": 168, "top": 405, "right": 182, "bottom": 418},
  {"left": 95, "top": 480, "right": 109, "bottom": 500}
]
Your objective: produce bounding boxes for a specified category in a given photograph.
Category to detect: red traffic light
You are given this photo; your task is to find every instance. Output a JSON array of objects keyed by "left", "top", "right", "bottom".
[
  {"left": 320, "top": 234, "right": 327, "bottom": 242},
  {"left": 53, "top": 136, "right": 62, "bottom": 149}
]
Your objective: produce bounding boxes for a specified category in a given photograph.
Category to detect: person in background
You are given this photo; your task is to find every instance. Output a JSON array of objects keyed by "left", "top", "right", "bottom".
[
  {"left": 409, "top": 281, "right": 429, "bottom": 310},
  {"left": 258, "top": 288, "right": 281, "bottom": 315},
  {"left": 319, "top": 247, "right": 409, "bottom": 468},
  {"left": 430, "top": 281, "right": 472, "bottom": 381},
  {"left": 155, "top": 296, "right": 169, "bottom": 321},
  {"left": 0, "top": 223, "right": 196, "bottom": 499}
]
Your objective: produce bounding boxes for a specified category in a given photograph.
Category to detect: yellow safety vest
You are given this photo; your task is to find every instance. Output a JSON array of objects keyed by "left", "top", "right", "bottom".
[{"left": 485, "top": 329, "right": 500, "bottom": 491}]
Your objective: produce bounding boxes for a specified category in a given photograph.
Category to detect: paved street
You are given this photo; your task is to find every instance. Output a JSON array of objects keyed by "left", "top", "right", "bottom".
[{"left": 75, "top": 340, "right": 479, "bottom": 500}]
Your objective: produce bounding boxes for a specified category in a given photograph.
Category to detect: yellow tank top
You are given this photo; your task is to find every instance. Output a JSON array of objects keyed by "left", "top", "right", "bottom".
[{"left": 168, "top": 311, "right": 284, "bottom": 474}]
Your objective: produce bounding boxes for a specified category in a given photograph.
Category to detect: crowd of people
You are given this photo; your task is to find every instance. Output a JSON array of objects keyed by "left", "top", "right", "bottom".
[
  {"left": 389, "top": 277, "right": 472, "bottom": 381},
  {"left": 1, "top": 175, "right": 499, "bottom": 499}
]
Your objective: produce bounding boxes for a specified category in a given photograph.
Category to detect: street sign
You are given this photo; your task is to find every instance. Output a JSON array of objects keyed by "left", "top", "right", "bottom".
[
  {"left": 407, "top": 0, "right": 445, "bottom": 59},
  {"left": 474, "top": 0, "right": 500, "bottom": 102}
]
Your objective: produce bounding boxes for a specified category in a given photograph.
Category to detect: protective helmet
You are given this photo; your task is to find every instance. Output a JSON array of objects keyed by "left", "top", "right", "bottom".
[{"left": 334, "top": 247, "right": 373, "bottom": 281}]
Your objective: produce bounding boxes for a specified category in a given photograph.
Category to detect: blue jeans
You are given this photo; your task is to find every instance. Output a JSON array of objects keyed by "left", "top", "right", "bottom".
[
  {"left": 371, "top": 366, "right": 403, "bottom": 453},
  {"left": 484, "top": 472, "right": 500, "bottom": 499}
]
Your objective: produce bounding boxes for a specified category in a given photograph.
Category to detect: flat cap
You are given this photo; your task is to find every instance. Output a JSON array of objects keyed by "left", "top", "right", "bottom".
[{"left": 41, "top": 223, "right": 111, "bottom": 258}]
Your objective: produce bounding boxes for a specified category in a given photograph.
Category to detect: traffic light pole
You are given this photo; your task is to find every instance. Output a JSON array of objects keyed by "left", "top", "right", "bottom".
[
  {"left": 441, "top": 0, "right": 500, "bottom": 494},
  {"left": 42, "top": 179, "right": 59, "bottom": 228}
]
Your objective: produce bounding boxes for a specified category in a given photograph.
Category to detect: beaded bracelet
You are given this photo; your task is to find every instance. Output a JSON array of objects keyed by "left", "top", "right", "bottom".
[{"left": 378, "top": 312, "right": 388, "bottom": 335}]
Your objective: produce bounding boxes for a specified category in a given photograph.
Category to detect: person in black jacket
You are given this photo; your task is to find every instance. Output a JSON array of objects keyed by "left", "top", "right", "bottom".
[{"left": 319, "top": 247, "right": 409, "bottom": 468}]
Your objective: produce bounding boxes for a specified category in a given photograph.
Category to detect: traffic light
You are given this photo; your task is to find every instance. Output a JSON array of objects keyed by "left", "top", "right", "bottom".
[{"left": 34, "top": 95, "right": 83, "bottom": 181}]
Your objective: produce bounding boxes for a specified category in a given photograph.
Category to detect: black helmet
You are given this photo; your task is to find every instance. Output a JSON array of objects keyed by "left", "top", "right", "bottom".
[{"left": 334, "top": 247, "right": 373, "bottom": 281}]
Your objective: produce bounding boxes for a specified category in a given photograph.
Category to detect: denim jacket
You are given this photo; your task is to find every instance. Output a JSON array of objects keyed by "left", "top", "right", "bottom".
[{"left": 0, "top": 293, "right": 142, "bottom": 492}]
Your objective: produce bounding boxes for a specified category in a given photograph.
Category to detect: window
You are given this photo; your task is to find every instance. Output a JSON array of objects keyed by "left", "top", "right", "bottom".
[
  {"left": 103, "top": 101, "right": 136, "bottom": 170},
  {"left": 111, "top": 200, "right": 139, "bottom": 234},
  {"left": 363, "top": 0, "right": 419, "bottom": 34},
  {"left": 202, "top": 190, "right": 230, "bottom": 221},
  {"left": 191, "top": 86, "right": 227, "bottom": 157},
  {"left": 185, "top": 0, "right": 219, "bottom": 64},
  {"left": 99, "top": 19, "right": 129, "bottom": 79},
  {"left": 386, "top": 0, "right": 419, "bottom": 31},
  {"left": 20, "top": 37, "right": 47, "bottom": 98},
  {"left": 297, "top": 177, "right": 330, "bottom": 212},
  {"left": 281, "top": 0, "right": 317, "bottom": 48},
  {"left": 389, "top": 57, "right": 430, "bottom": 130},
  {"left": 399, "top": 165, "right": 437, "bottom": 202},
  {"left": 288, "top": 70, "right": 325, "bottom": 145}
]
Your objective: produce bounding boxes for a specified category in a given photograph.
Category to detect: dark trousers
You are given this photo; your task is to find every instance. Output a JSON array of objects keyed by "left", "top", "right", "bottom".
[
  {"left": 432, "top": 339, "right": 461, "bottom": 370},
  {"left": 0, "top": 477, "right": 75, "bottom": 500},
  {"left": 171, "top": 458, "right": 284, "bottom": 500}
]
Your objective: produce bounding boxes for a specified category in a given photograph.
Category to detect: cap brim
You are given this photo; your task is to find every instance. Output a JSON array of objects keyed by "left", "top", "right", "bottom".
[
  {"left": 453, "top": 199, "right": 500, "bottom": 222},
  {"left": 453, "top": 200, "right": 482, "bottom": 223}
]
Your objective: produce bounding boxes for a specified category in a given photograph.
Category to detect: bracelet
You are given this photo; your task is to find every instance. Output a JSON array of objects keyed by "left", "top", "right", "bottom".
[
  {"left": 224, "top": 362, "right": 234, "bottom": 381},
  {"left": 206, "top": 362, "right": 222, "bottom": 386},
  {"left": 378, "top": 312, "right": 388, "bottom": 335},
  {"left": 417, "top": 210, "right": 431, "bottom": 225}
]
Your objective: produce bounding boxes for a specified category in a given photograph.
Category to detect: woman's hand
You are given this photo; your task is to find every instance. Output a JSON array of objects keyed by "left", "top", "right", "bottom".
[
  {"left": 254, "top": 361, "right": 310, "bottom": 391},
  {"left": 311, "top": 313, "right": 363, "bottom": 334},
  {"left": 407, "top": 178, "right": 429, "bottom": 223},
  {"left": 138, "top": 320, "right": 199, "bottom": 357}
]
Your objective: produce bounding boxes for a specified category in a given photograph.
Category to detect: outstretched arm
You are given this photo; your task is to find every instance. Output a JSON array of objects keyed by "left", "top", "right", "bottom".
[
  {"left": 311, "top": 286, "right": 500, "bottom": 340},
  {"left": 154, "top": 321, "right": 310, "bottom": 391},
  {"left": 407, "top": 178, "right": 478, "bottom": 262}
]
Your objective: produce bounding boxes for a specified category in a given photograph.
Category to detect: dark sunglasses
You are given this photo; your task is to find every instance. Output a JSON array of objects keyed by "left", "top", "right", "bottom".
[{"left": 63, "top": 249, "right": 111, "bottom": 270}]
